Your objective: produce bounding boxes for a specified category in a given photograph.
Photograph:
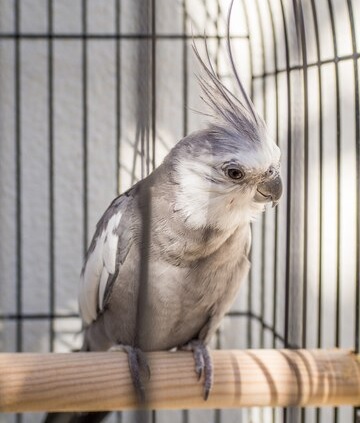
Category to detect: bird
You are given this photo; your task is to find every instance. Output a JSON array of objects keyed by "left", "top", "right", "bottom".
[{"left": 44, "top": 1, "right": 282, "bottom": 421}]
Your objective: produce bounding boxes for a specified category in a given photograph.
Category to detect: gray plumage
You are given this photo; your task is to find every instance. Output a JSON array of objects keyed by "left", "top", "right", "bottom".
[
  {"left": 77, "top": 0, "right": 282, "bottom": 397},
  {"left": 79, "top": 26, "right": 281, "bottom": 358},
  {"left": 43, "top": 4, "right": 283, "bottom": 423},
  {"left": 80, "top": 134, "right": 254, "bottom": 352},
  {"left": 80, "top": 32, "right": 281, "bottom": 357}
]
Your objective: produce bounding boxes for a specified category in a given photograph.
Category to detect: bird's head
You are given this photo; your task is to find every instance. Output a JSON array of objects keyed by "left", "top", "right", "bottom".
[
  {"left": 168, "top": 123, "right": 282, "bottom": 231},
  {"left": 165, "top": 1, "right": 282, "bottom": 231}
]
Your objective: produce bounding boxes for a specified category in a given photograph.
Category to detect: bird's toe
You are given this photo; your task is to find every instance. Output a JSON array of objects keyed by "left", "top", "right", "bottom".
[
  {"left": 182, "top": 340, "right": 213, "bottom": 400},
  {"left": 109, "top": 344, "right": 150, "bottom": 403}
]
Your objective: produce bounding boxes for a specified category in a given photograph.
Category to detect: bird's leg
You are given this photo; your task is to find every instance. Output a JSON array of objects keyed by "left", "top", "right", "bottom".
[
  {"left": 109, "top": 345, "right": 150, "bottom": 402},
  {"left": 181, "top": 340, "right": 213, "bottom": 400}
]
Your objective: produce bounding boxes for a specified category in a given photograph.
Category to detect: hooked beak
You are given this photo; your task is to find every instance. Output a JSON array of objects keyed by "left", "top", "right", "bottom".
[{"left": 255, "top": 174, "right": 283, "bottom": 207}]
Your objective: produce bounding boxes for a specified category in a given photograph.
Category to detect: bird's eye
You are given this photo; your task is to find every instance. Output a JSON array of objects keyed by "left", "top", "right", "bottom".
[
  {"left": 267, "top": 166, "right": 276, "bottom": 177},
  {"left": 226, "top": 167, "right": 244, "bottom": 180}
]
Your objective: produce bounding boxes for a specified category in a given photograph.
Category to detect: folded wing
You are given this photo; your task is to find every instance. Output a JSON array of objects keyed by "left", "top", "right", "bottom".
[{"left": 78, "top": 192, "right": 134, "bottom": 325}]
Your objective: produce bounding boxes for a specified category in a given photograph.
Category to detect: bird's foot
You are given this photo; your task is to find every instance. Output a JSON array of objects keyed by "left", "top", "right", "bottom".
[
  {"left": 109, "top": 345, "right": 150, "bottom": 403},
  {"left": 182, "top": 340, "right": 213, "bottom": 400}
]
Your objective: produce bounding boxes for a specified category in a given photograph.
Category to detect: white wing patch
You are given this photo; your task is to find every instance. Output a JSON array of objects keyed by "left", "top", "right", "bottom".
[
  {"left": 79, "top": 210, "right": 123, "bottom": 325},
  {"left": 98, "top": 267, "right": 110, "bottom": 311}
]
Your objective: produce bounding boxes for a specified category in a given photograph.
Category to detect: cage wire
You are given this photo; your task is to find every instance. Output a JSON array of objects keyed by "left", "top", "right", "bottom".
[{"left": 0, "top": 0, "right": 359, "bottom": 422}]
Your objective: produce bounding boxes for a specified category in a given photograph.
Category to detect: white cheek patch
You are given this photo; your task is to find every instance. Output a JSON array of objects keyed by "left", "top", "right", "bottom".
[
  {"left": 174, "top": 147, "right": 277, "bottom": 231},
  {"left": 175, "top": 160, "right": 213, "bottom": 228}
]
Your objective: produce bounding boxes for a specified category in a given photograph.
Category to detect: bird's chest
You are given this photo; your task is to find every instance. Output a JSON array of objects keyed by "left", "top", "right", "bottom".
[
  {"left": 162, "top": 223, "right": 249, "bottom": 297},
  {"left": 145, "top": 226, "right": 250, "bottom": 349},
  {"left": 184, "top": 232, "right": 249, "bottom": 306}
]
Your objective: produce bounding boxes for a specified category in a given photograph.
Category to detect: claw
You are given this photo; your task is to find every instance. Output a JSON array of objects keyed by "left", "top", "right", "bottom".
[
  {"left": 182, "top": 340, "right": 213, "bottom": 400},
  {"left": 193, "top": 346, "right": 205, "bottom": 380},
  {"left": 109, "top": 345, "right": 150, "bottom": 403}
]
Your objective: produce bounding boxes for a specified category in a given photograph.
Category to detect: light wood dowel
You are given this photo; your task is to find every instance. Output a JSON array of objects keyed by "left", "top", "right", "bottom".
[{"left": 0, "top": 349, "right": 359, "bottom": 412}]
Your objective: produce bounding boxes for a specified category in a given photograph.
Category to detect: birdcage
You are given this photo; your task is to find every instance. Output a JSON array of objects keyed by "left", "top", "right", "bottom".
[{"left": 0, "top": 1, "right": 359, "bottom": 423}]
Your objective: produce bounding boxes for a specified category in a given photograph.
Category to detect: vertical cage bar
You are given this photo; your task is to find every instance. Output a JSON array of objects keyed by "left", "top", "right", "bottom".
[
  {"left": 214, "top": 0, "right": 221, "bottom": 75},
  {"left": 182, "top": 0, "right": 188, "bottom": 138},
  {"left": 285, "top": 4, "right": 306, "bottom": 423},
  {"left": 151, "top": 5, "right": 156, "bottom": 423},
  {"left": 241, "top": 0, "right": 254, "bottom": 350},
  {"left": 115, "top": 0, "right": 121, "bottom": 195},
  {"left": 295, "top": 2, "right": 309, "bottom": 422},
  {"left": 82, "top": 0, "right": 88, "bottom": 254},
  {"left": 134, "top": 2, "right": 150, "bottom": 182},
  {"left": 296, "top": 0, "right": 308, "bottom": 353},
  {"left": 14, "top": 2, "right": 22, "bottom": 422},
  {"left": 327, "top": 0, "right": 341, "bottom": 350},
  {"left": 151, "top": 0, "right": 156, "bottom": 172},
  {"left": 214, "top": 4, "right": 222, "bottom": 422},
  {"left": 14, "top": 0, "right": 22, "bottom": 354},
  {"left": 254, "top": 0, "right": 267, "bottom": 351},
  {"left": 344, "top": 0, "right": 360, "bottom": 354},
  {"left": 133, "top": 2, "right": 155, "bottom": 422},
  {"left": 266, "top": 0, "right": 280, "bottom": 352},
  {"left": 114, "top": 7, "right": 122, "bottom": 420},
  {"left": 278, "top": 0, "right": 292, "bottom": 349},
  {"left": 182, "top": 4, "right": 189, "bottom": 423},
  {"left": 148, "top": 0, "right": 157, "bottom": 170},
  {"left": 307, "top": 3, "right": 324, "bottom": 423},
  {"left": 344, "top": 1, "right": 360, "bottom": 421},
  {"left": 182, "top": 0, "right": 189, "bottom": 137},
  {"left": 267, "top": 3, "right": 281, "bottom": 419},
  {"left": 277, "top": 0, "right": 294, "bottom": 421},
  {"left": 287, "top": 0, "right": 305, "bottom": 348},
  {"left": 47, "top": 0, "right": 55, "bottom": 352},
  {"left": 327, "top": 1, "right": 341, "bottom": 420}
]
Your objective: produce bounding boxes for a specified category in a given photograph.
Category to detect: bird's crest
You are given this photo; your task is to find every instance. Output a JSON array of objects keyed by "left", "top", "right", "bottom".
[{"left": 193, "top": 0, "right": 266, "bottom": 143}]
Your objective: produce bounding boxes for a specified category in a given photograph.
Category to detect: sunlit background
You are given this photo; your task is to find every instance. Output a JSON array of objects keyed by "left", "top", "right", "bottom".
[{"left": 0, "top": 0, "right": 359, "bottom": 422}]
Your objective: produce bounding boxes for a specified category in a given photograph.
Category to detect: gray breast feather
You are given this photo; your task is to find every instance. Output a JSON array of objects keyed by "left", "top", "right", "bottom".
[{"left": 78, "top": 193, "right": 133, "bottom": 325}]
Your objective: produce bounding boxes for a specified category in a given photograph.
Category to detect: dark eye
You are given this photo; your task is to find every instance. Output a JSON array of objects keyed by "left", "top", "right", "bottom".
[
  {"left": 226, "top": 167, "right": 244, "bottom": 180},
  {"left": 267, "top": 166, "right": 275, "bottom": 177}
]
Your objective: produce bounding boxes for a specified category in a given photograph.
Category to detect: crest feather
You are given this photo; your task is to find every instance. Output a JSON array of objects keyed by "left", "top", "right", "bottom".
[{"left": 193, "top": 0, "right": 266, "bottom": 143}]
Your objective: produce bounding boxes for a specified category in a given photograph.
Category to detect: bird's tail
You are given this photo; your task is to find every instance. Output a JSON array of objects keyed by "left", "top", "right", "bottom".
[{"left": 43, "top": 411, "right": 110, "bottom": 423}]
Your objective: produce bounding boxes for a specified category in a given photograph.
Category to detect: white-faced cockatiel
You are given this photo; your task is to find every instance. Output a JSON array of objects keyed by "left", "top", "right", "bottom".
[{"left": 44, "top": 1, "right": 282, "bottom": 422}]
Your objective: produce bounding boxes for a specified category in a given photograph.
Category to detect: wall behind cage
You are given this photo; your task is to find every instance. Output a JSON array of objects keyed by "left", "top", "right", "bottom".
[{"left": 0, "top": 1, "right": 359, "bottom": 423}]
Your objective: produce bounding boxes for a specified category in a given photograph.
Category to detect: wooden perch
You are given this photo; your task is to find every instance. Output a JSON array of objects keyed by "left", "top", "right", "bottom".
[{"left": 0, "top": 349, "right": 359, "bottom": 412}]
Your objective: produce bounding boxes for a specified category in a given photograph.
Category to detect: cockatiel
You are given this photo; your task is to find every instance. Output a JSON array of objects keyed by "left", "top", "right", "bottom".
[{"left": 45, "top": 1, "right": 282, "bottom": 421}]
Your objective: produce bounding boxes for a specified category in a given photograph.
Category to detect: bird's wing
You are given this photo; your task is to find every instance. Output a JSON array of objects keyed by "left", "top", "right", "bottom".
[{"left": 78, "top": 191, "right": 134, "bottom": 325}]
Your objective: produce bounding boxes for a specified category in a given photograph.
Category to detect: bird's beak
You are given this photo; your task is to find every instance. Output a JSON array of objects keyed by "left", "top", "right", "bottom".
[{"left": 255, "top": 174, "right": 283, "bottom": 207}]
